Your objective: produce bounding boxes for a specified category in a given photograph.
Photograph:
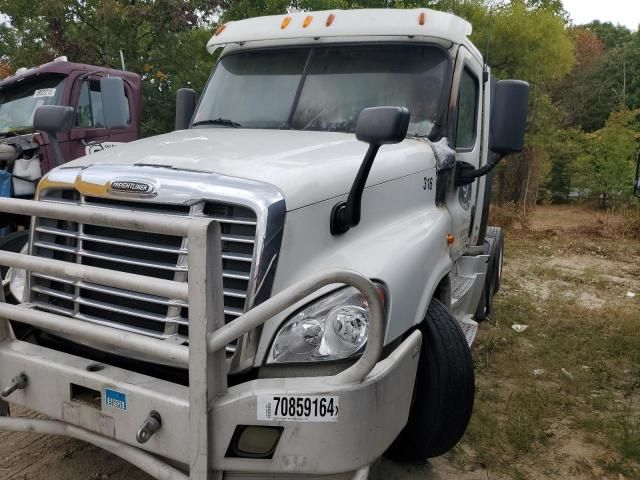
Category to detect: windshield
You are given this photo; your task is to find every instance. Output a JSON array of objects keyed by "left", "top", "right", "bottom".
[
  {"left": 0, "top": 75, "right": 66, "bottom": 134},
  {"left": 193, "top": 44, "right": 451, "bottom": 138}
]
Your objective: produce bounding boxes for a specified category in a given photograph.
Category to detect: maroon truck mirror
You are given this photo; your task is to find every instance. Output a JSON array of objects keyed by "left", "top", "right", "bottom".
[
  {"left": 100, "top": 77, "right": 129, "bottom": 130},
  {"left": 33, "top": 105, "right": 75, "bottom": 168}
]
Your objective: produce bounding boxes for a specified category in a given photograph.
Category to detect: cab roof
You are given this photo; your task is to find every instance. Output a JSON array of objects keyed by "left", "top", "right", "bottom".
[
  {"left": 207, "top": 8, "right": 473, "bottom": 53},
  {"left": 0, "top": 60, "right": 140, "bottom": 91}
]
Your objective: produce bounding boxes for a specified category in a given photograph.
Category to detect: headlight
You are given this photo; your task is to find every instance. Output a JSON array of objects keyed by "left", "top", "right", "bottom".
[
  {"left": 8, "top": 266, "right": 26, "bottom": 303},
  {"left": 267, "top": 284, "right": 386, "bottom": 364}
]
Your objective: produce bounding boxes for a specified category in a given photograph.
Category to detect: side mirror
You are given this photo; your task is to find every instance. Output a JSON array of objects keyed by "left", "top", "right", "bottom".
[
  {"left": 175, "top": 88, "right": 196, "bottom": 130},
  {"left": 331, "top": 106, "right": 410, "bottom": 235},
  {"left": 33, "top": 105, "right": 74, "bottom": 134},
  {"left": 489, "top": 80, "right": 529, "bottom": 155},
  {"left": 100, "top": 77, "right": 129, "bottom": 130},
  {"left": 33, "top": 105, "right": 75, "bottom": 167},
  {"left": 634, "top": 151, "right": 640, "bottom": 198},
  {"left": 355, "top": 106, "right": 411, "bottom": 146}
]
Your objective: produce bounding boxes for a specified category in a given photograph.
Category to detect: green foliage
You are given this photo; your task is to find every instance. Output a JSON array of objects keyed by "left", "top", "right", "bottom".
[
  {"left": 573, "top": 109, "right": 640, "bottom": 206},
  {"left": 584, "top": 20, "right": 633, "bottom": 50},
  {"left": 0, "top": 0, "right": 219, "bottom": 136},
  {"left": 473, "top": 0, "right": 574, "bottom": 82}
]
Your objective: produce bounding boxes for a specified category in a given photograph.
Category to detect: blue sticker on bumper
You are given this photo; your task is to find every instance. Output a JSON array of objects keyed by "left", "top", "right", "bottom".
[{"left": 105, "top": 388, "right": 127, "bottom": 411}]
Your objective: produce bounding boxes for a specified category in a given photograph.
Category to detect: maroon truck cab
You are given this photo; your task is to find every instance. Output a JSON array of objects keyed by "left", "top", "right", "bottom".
[
  {"left": 0, "top": 59, "right": 142, "bottom": 173},
  {"left": 0, "top": 59, "right": 142, "bottom": 236}
]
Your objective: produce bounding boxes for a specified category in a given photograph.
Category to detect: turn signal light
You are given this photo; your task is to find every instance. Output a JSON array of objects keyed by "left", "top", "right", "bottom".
[
  {"left": 214, "top": 24, "right": 226, "bottom": 36},
  {"left": 419, "top": 12, "right": 426, "bottom": 25},
  {"left": 447, "top": 234, "right": 455, "bottom": 246},
  {"left": 303, "top": 15, "right": 313, "bottom": 28},
  {"left": 326, "top": 13, "right": 336, "bottom": 27},
  {"left": 281, "top": 16, "right": 292, "bottom": 29}
]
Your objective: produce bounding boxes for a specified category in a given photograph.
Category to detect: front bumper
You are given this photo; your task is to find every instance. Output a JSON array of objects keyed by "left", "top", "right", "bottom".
[
  {"left": 0, "top": 197, "right": 420, "bottom": 480},
  {"left": 0, "top": 331, "right": 421, "bottom": 478}
]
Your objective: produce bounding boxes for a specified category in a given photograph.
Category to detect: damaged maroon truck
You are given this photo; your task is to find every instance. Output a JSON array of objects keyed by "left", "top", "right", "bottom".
[{"left": 0, "top": 58, "right": 141, "bottom": 248}]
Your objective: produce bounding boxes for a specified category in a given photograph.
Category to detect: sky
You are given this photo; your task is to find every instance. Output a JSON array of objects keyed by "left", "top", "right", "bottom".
[{"left": 562, "top": 0, "right": 640, "bottom": 31}]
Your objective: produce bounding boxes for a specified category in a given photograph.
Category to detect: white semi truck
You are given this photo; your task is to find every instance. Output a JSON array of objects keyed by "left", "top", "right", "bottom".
[{"left": 0, "top": 9, "right": 528, "bottom": 480}]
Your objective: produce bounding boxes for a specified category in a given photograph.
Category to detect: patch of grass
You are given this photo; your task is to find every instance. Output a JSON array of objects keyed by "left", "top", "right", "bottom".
[{"left": 458, "top": 208, "right": 640, "bottom": 478}]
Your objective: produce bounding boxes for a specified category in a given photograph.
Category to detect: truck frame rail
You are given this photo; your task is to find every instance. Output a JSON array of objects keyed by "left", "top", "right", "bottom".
[{"left": 0, "top": 197, "right": 389, "bottom": 480}]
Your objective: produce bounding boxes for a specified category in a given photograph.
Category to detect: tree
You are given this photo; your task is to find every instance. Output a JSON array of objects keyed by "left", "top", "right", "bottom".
[
  {"left": 583, "top": 20, "right": 632, "bottom": 50},
  {"left": 0, "top": 0, "right": 221, "bottom": 136},
  {"left": 573, "top": 109, "right": 640, "bottom": 207},
  {"left": 552, "top": 27, "right": 614, "bottom": 132}
]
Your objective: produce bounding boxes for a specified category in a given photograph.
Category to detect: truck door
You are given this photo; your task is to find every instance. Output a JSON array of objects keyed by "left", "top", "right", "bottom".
[
  {"left": 69, "top": 76, "right": 135, "bottom": 159},
  {"left": 446, "top": 47, "right": 483, "bottom": 261}
]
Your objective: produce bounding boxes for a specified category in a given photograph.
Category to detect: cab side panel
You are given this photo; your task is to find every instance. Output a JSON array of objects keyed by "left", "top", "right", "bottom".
[{"left": 265, "top": 166, "right": 451, "bottom": 352}]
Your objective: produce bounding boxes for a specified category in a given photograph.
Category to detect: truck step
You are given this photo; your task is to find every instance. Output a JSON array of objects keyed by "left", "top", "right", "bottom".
[
  {"left": 458, "top": 315, "right": 478, "bottom": 347},
  {"left": 451, "top": 274, "right": 476, "bottom": 301}
]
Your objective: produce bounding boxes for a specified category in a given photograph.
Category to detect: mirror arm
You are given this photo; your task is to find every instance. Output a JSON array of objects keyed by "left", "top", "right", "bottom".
[
  {"left": 455, "top": 153, "right": 505, "bottom": 187},
  {"left": 48, "top": 134, "right": 65, "bottom": 168},
  {"left": 331, "top": 143, "right": 380, "bottom": 235}
]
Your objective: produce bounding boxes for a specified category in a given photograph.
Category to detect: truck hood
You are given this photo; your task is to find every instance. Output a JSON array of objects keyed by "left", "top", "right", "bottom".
[{"left": 65, "top": 129, "right": 436, "bottom": 210}]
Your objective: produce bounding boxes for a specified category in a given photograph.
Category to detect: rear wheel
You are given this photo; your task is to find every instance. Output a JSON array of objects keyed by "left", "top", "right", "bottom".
[
  {"left": 486, "top": 226, "right": 504, "bottom": 293},
  {"left": 386, "top": 298, "right": 475, "bottom": 461},
  {"left": 475, "top": 226, "right": 503, "bottom": 321}
]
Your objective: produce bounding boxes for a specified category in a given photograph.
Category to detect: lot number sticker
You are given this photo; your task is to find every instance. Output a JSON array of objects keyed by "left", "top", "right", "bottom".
[
  {"left": 33, "top": 88, "right": 57, "bottom": 98},
  {"left": 257, "top": 395, "right": 339, "bottom": 422},
  {"left": 105, "top": 388, "right": 128, "bottom": 411}
]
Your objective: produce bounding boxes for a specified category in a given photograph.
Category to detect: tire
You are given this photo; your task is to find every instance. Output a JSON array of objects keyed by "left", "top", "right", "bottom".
[
  {"left": 475, "top": 226, "right": 503, "bottom": 321},
  {"left": 386, "top": 298, "right": 475, "bottom": 461},
  {"left": 474, "top": 267, "right": 495, "bottom": 321},
  {"left": 0, "top": 230, "right": 29, "bottom": 279},
  {"left": 485, "top": 226, "right": 504, "bottom": 293}
]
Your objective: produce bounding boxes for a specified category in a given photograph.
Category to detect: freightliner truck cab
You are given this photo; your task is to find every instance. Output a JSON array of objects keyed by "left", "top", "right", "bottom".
[{"left": 0, "top": 9, "right": 528, "bottom": 480}]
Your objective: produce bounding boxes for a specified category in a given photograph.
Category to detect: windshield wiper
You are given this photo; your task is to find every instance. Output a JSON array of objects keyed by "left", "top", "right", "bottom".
[{"left": 192, "top": 118, "right": 241, "bottom": 128}]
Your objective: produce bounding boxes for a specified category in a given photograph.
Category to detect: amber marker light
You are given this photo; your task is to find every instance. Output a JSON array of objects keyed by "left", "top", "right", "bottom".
[
  {"left": 418, "top": 12, "right": 426, "bottom": 25},
  {"left": 214, "top": 24, "right": 226, "bottom": 36},
  {"left": 447, "top": 234, "right": 455, "bottom": 246},
  {"left": 326, "top": 13, "right": 335, "bottom": 27},
  {"left": 281, "top": 16, "right": 292, "bottom": 29},
  {"left": 303, "top": 15, "right": 313, "bottom": 28}
]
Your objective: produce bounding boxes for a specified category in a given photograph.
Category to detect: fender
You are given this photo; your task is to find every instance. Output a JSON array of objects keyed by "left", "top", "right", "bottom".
[{"left": 259, "top": 166, "right": 452, "bottom": 359}]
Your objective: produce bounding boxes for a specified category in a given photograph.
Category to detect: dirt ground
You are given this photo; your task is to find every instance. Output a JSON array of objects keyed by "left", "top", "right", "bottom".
[{"left": 1, "top": 205, "right": 638, "bottom": 480}]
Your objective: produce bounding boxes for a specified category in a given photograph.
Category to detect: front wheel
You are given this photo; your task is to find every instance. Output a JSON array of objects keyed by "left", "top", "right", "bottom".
[{"left": 386, "top": 298, "right": 475, "bottom": 461}]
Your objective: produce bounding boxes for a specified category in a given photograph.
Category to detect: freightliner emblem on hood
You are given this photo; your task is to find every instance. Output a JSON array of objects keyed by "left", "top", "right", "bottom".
[{"left": 107, "top": 180, "right": 156, "bottom": 195}]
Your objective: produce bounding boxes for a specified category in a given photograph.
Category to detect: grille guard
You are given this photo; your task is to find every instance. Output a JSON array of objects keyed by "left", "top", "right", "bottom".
[{"left": 0, "top": 197, "right": 389, "bottom": 480}]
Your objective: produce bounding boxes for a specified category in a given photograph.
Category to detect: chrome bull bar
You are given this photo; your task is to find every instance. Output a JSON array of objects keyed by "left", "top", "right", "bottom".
[{"left": 0, "top": 197, "right": 385, "bottom": 480}]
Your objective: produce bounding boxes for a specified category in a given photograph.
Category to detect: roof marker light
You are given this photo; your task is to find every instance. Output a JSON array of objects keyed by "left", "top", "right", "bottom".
[
  {"left": 419, "top": 12, "right": 426, "bottom": 25},
  {"left": 303, "top": 15, "right": 313, "bottom": 28},
  {"left": 281, "top": 16, "right": 292, "bottom": 29},
  {"left": 326, "top": 13, "right": 335, "bottom": 27},
  {"left": 214, "top": 24, "right": 226, "bottom": 36}
]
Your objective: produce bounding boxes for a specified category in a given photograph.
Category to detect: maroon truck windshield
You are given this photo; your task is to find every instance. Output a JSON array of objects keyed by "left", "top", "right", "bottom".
[{"left": 0, "top": 75, "right": 66, "bottom": 135}]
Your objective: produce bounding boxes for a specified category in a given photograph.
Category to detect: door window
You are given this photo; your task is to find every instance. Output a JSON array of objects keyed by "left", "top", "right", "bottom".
[
  {"left": 455, "top": 68, "right": 479, "bottom": 149},
  {"left": 76, "top": 80, "right": 130, "bottom": 128}
]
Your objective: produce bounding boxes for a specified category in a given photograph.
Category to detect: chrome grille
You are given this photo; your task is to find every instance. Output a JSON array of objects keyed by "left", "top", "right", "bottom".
[{"left": 29, "top": 190, "right": 258, "bottom": 348}]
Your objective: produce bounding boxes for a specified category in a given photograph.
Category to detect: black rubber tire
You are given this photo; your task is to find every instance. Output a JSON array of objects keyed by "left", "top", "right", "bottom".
[
  {"left": 386, "top": 298, "right": 475, "bottom": 461},
  {"left": 475, "top": 226, "right": 504, "bottom": 321},
  {"left": 485, "top": 226, "right": 504, "bottom": 293},
  {"left": 475, "top": 267, "right": 495, "bottom": 321},
  {"left": 0, "top": 230, "right": 29, "bottom": 279}
]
